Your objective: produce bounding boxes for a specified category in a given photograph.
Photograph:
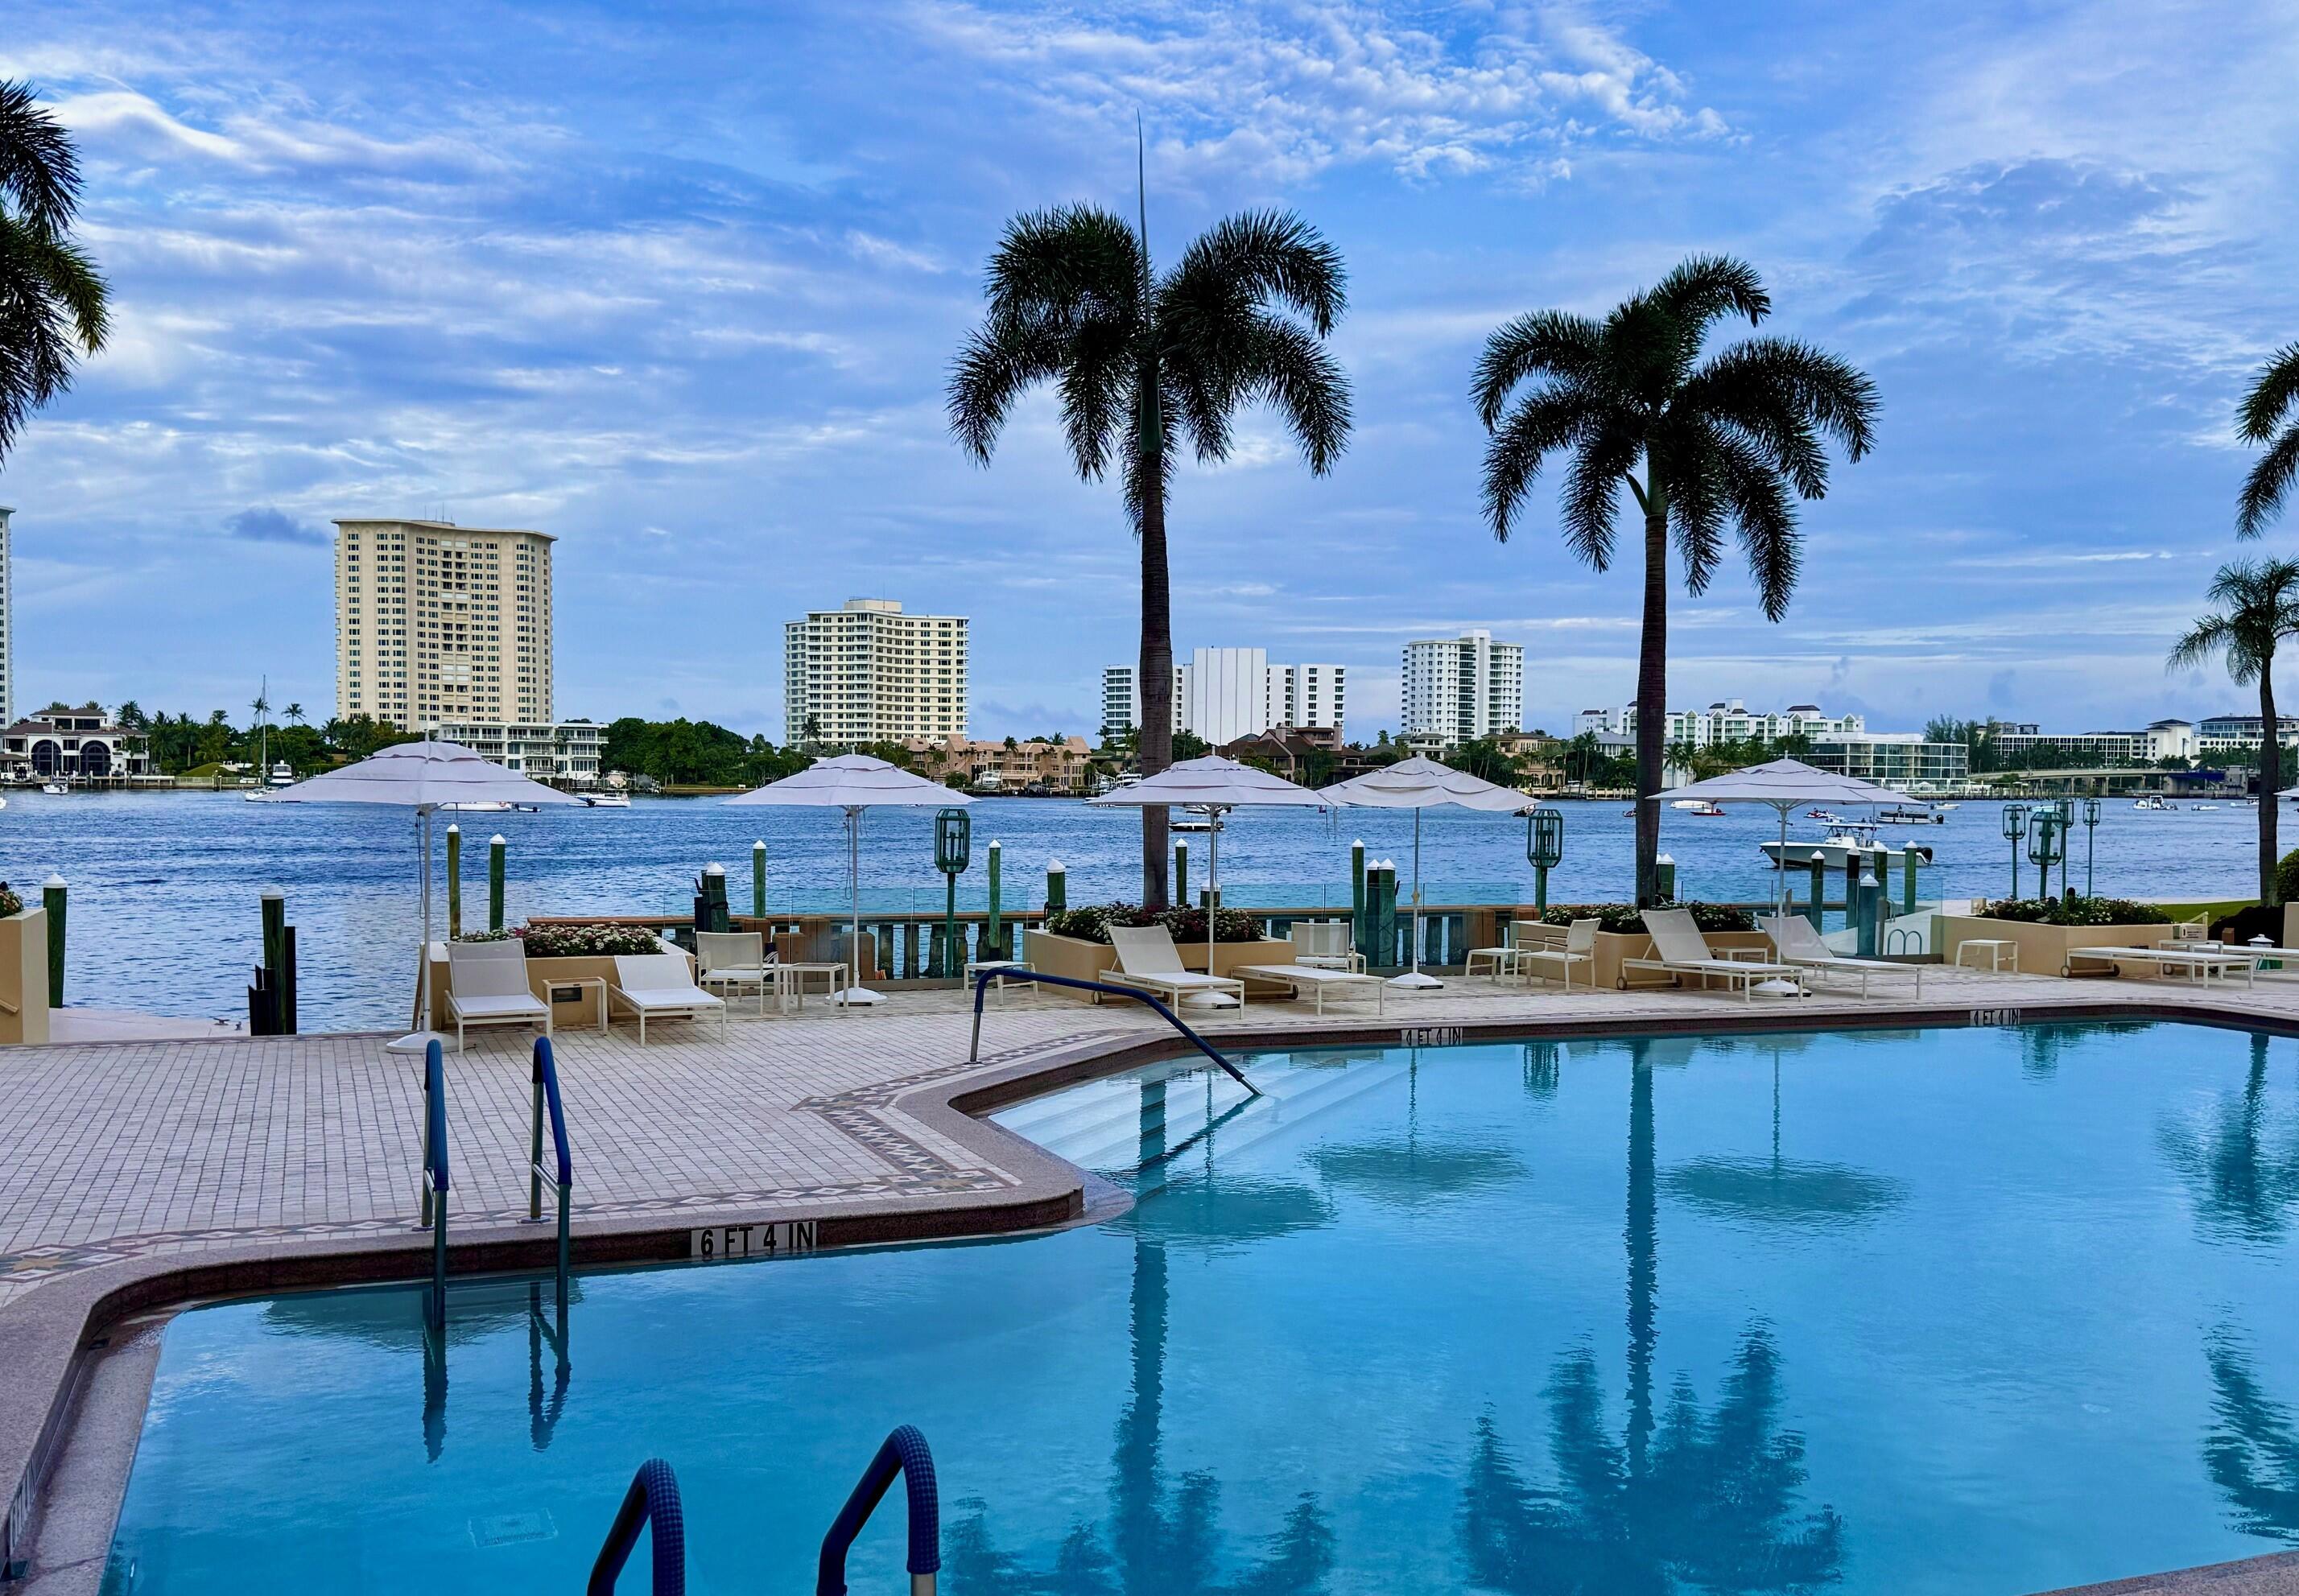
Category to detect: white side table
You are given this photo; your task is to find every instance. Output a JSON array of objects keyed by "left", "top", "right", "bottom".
[
  {"left": 965, "top": 959, "right": 1035, "bottom": 1007},
  {"left": 1955, "top": 939, "right": 2019, "bottom": 973}
]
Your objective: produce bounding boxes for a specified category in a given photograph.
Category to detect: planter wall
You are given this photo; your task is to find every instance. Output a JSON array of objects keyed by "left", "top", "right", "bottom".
[
  {"left": 1022, "top": 930, "right": 1298, "bottom": 1002},
  {"left": 0, "top": 906, "right": 48, "bottom": 1045},
  {"left": 1937, "top": 915, "right": 2177, "bottom": 975}
]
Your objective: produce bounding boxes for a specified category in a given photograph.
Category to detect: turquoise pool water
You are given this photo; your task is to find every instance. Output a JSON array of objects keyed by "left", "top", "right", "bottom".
[{"left": 101, "top": 1021, "right": 2299, "bottom": 1594}]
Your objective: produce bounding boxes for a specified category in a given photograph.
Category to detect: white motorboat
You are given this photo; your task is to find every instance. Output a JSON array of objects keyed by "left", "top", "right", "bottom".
[
  {"left": 581, "top": 792, "right": 631, "bottom": 808},
  {"left": 1761, "top": 822, "right": 1934, "bottom": 871},
  {"left": 439, "top": 799, "right": 539, "bottom": 814},
  {"left": 2132, "top": 794, "right": 2176, "bottom": 810},
  {"left": 267, "top": 761, "right": 294, "bottom": 787},
  {"left": 39, "top": 782, "right": 67, "bottom": 796}
]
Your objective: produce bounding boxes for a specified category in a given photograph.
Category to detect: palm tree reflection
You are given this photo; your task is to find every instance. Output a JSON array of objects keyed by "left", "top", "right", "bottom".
[
  {"left": 1461, "top": 1046, "right": 1845, "bottom": 1593},
  {"left": 2203, "top": 1325, "right": 2299, "bottom": 1543},
  {"left": 948, "top": 1074, "right": 1335, "bottom": 1594},
  {"left": 2161, "top": 1034, "right": 2299, "bottom": 1246}
]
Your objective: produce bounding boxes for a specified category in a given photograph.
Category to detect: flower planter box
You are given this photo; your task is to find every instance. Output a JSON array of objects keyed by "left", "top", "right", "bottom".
[
  {"left": 0, "top": 906, "right": 48, "bottom": 1044},
  {"left": 1021, "top": 930, "right": 1298, "bottom": 1002},
  {"left": 1938, "top": 915, "right": 2177, "bottom": 975},
  {"left": 424, "top": 944, "right": 693, "bottom": 1032}
]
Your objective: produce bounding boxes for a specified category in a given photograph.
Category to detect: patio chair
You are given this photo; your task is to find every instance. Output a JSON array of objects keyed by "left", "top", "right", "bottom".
[
  {"left": 1763, "top": 914, "right": 1922, "bottom": 999},
  {"left": 1622, "top": 908, "right": 1806, "bottom": 1004},
  {"left": 444, "top": 939, "right": 551, "bottom": 1052},
  {"left": 1513, "top": 918, "right": 1599, "bottom": 991},
  {"left": 608, "top": 952, "right": 727, "bottom": 1043},
  {"left": 1103, "top": 925, "right": 1247, "bottom": 1009},
  {"left": 1289, "top": 921, "right": 1365, "bottom": 972},
  {"left": 695, "top": 930, "right": 773, "bottom": 1016},
  {"left": 1466, "top": 919, "right": 1547, "bottom": 983}
]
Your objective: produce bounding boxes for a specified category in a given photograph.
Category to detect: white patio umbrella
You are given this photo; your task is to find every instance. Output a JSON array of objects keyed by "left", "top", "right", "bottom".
[
  {"left": 1088, "top": 756, "right": 1330, "bottom": 1004},
  {"left": 1658, "top": 757, "right": 1910, "bottom": 914},
  {"left": 257, "top": 740, "right": 582, "bottom": 1053},
  {"left": 1319, "top": 756, "right": 1538, "bottom": 989},
  {"left": 724, "top": 754, "right": 973, "bottom": 1006}
]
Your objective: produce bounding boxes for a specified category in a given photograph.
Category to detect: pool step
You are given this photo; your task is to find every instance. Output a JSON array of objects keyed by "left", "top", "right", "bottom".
[{"left": 1129, "top": 1059, "right": 1413, "bottom": 1195}]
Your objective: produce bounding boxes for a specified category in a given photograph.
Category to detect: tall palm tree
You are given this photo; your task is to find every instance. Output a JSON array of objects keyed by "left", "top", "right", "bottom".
[
  {"left": 0, "top": 80, "right": 109, "bottom": 465},
  {"left": 2168, "top": 558, "right": 2299, "bottom": 902},
  {"left": 2238, "top": 344, "right": 2299, "bottom": 538},
  {"left": 949, "top": 200, "right": 1351, "bottom": 906},
  {"left": 1474, "top": 257, "right": 1878, "bottom": 905},
  {"left": 283, "top": 702, "right": 303, "bottom": 728}
]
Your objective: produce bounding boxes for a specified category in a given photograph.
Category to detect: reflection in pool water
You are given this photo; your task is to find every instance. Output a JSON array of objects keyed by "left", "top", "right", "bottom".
[{"left": 98, "top": 1023, "right": 2299, "bottom": 1594}]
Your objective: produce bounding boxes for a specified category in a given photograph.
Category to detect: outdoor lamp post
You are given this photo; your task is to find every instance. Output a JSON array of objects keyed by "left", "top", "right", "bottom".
[
  {"left": 1527, "top": 807, "right": 1564, "bottom": 915},
  {"left": 2081, "top": 797, "right": 2101, "bottom": 897},
  {"left": 2003, "top": 802, "right": 2030, "bottom": 900},
  {"left": 934, "top": 806, "right": 971, "bottom": 979},
  {"left": 2027, "top": 806, "right": 2066, "bottom": 902}
]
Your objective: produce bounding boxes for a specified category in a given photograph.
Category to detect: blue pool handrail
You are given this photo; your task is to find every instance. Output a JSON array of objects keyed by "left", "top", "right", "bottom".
[
  {"left": 423, "top": 1038, "right": 448, "bottom": 1330},
  {"left": 589, "top": 1458, "right": 685, "bottom": 1596},
  {"left": 968, "top": 968, "right": 1258, "bottom": 1096},
  {"left": 817, "top": 1425, "right": 940, "bottom": 1596},
  {"left": 529, "top": 1036, "right": 574, "bottom": 1302}
]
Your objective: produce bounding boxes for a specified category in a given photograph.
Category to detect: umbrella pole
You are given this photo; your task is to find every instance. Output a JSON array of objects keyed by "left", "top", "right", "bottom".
[
  {"left": 1389, "top": 806, "right": 1443, "bottom": 989},
  {"left": 841, "top": 806, "right": 880, "bottom": 1006},
  {"left": 388, "top": 806, "right": 442, "bottom": 1054}
]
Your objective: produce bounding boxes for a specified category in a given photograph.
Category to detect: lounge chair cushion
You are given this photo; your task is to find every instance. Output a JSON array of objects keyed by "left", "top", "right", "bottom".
[{"left": 450, "top": 992, "right": 548, "bottom": 1019}]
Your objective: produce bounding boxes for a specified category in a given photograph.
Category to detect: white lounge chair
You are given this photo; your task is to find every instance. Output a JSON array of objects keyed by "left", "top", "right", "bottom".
[
  {"left": 695, "top": 931, "right": 774, "bottom": 1015},
  {"left": 1288, "top": 921, "right": 1365, "bottom": 972},
  {"left": 1230, "top": 962, "right": 1385, "bottom": 1014},
  {"left": 444, "top": 939, "right": 552, "bottom": 1052},
  {"left": 1623, "top": 908, "right": 1806, "bottom": 1003},
  {"left": 1514, "top": 918, "right": 1599, "bottom": 991},
  {"left": 608, "top": 952, "right": 727, "bottom": 1043},
  {"left": 2062, "top": 943, "right": 2259, "bottom": 987},
  {"left": 1102, "top": 925, "right": 1247, "bottom": 1009},
  {"left": 1763, "top": 913, "right": 1922, "bottom": 999}
]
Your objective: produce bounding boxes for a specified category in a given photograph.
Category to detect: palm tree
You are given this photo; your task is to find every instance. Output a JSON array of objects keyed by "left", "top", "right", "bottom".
[
  {"left": 2168, "top": 558, "right": 2299, "bottom": 902},
  {"left": 283, "top": 702, "right": 303, "bottom": 728},
  {"left": 1474, "top": 257, "right": 1878, "bottom": 905},
  {"left": 949, "top": 199, "right": 1351, "bottom": 906},
  {"left": 2238, "top": 345, "right": 2299, "bottom": 537},
  {"left": 0, "top": 80, "right": 109, "bottom": 466}
]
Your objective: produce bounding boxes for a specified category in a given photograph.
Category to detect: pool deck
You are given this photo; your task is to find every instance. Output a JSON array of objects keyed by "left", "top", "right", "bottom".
[{"left": 11, "top": 964, "right": 2299, "bottom": 1592}]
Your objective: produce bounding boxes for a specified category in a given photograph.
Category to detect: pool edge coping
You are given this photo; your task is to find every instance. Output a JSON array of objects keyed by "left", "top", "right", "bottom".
[{"left": 10, "top": 992, "right": 2299, "bottom": 1586}]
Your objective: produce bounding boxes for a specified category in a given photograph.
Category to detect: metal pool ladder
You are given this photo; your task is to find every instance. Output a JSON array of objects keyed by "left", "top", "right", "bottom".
[
  {"left": 529, "top": 1036, "right": 574, "bottom": 1308},
  {"left": 584, "top": 1428, "right": 942, "bottom": 1596},
  {"left": 818, "top": 1425, "right": 941, "bottom": 1596},
  {"left": 419, "top": 1039, "right": 448, "bottom": 1333},
  {"left": 968, "top": 968, "right": 1259, "bottom": 1096}
]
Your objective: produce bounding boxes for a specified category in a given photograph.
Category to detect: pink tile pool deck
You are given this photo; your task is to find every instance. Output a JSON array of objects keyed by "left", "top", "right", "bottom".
[{"left": 10, "top": 967, "right": 2299, "bottom": 1594}]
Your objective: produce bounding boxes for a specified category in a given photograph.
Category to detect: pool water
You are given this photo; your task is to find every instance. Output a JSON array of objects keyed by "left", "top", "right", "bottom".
[{"left": 101, "top": 1022, "right": 2299, "bottom": 1594}]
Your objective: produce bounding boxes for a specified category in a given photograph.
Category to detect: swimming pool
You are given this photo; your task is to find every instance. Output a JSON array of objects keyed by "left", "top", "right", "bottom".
[{"left": 97, "top": 1021, "right": 2299, "bottom": 1594}]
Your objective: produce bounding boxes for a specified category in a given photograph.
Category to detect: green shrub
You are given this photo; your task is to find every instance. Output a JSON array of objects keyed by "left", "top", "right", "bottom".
[
  {"left": 510, "top": 922, "right": 669, "bottom": 958},
  {"left": 1042, "top": 901, "right": 1268, "bottom": 944},
  {"left": 0, "top": 885, "right": 21, "bottom": 918},
  {"left": 1537, "top": 901, "right": 1754, "bottom": 934},
  {"left": 2210, "top": 904, "right": 2281, "bottom": 944},
  {"left": 454, "top": 928, "right": 515, "bottom": 943},
  {"left": 1978, "top": 896, "right": 2170, "bottom": 926},
  {"left": 2278, "top": 848, "right": 2299, "bottom": 906}
]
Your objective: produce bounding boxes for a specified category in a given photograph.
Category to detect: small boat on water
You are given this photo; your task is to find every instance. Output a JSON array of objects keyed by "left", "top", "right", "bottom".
[
  {"left": 2132, "top": 794, "right": 2177, "bottom": 811},
  {"left": 1806, "top": 807, "right": 1845, "bottom": 823},
  {"left": 268, "top": 761, "right": 294, "bottom": 787},
  {"left": 1877, "top": 805, "right": 1942, "bottom": 825},
  {"left": 440, "top": 799, "right": 539, "bottom": 814},
  {"left": 581, "top": 792, "right": 631, "bottom": 808},
  {"left": 1761, "top": 822, "right": 1934, "bottom": 871},
  {"left": 1680, "top": 800, "right": 1727, "bottom": 817},
  {"left": 39, "top": 782, "right": 66, "bottom": 796}
]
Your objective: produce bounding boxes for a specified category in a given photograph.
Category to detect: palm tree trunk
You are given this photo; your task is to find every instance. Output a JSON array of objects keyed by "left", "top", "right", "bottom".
[
  {"left": 1633, "top": 470, "right": 1669, "bottom": 908},
  {"left": 2261, "top": 660, "right": 2281, "bottom": 905},
  {"left": 1138, "top": 437, "right": 1174, "bottom": 910}
]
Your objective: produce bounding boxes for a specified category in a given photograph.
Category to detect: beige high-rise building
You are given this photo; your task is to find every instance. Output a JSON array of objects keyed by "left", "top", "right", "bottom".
[
  {"left": 784, "top": 599, "right": 968, "bottom": 746},
  {"left": 334, "top": 518, "right": 554, "bottom": 731}
]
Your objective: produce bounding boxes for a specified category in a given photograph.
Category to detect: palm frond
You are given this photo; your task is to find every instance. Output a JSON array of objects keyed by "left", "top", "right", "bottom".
[
  {"left": 2239, "top": 344, "right": 2299, "bottom": 444},
  {"left": 1711, "top": 428, "right": 1800, "bottom": 620},
  {"left": 1223, "top": 314, "right": 1351, "bottom": 474},
  {"left": 1649, "top": 254, "right": 1771, "bottom": 333},
  {"left": 1471, "top": 310, "right": 1606, "bottom": 430},
  {"left": 1478, "top": 386, "right": 1600, "bottom": 544},
  {"left": 1055, "top": 313, "right": 1137, "bottom": 480},
  {"left": 946, "top": 311, "right": 1067, "bottom": 464},
  {"left": 1682, "top": 336, "right": 1879, "bottom": 493},
  {"left": 1121, "top": 386, "right": 1178, "bottom": 541},
  {"left": 2237, "top": 427, "right": 2299, "bottom": 539},
  {"left": 1165, "top": 209, "right": 1346, "bottom": 336},
  {"left": 982, "top": 204, "right": 1141, "bottom": 324},
  {"left": 1558, "top": 423, "right": 1641, "bottom": 571},
  {"left": 0, "top": 80, "right": 81, "bottom": 235}
]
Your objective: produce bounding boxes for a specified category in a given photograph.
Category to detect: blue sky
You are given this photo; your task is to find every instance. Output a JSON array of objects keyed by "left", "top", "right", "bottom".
[{"left": 2, "top": 1, "right": 2295, "bottom": 740}]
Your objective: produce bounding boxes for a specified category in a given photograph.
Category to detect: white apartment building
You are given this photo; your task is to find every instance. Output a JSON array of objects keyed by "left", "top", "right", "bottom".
[
  {"left": 429, "top": 719, "right": 604, "bottom": 785},
  {"left": 335, "top": 518, "right": 554, "bottom": 730},
  {"left": 1574, "top": 699, "right": 1862, "bottom": 745},
  {"left": 785, "top": 599, "right": 968, "bottom": 746},
  {"left": 0, "top": 508, "right": 14, "bottom": 728},
  {"left": 1990, "top": 718, "right": 2197, "bottom": 765},
  {"left": 1401, "top": 630, "right": 1525, "bottom": 746},
  {"left": 1102, "top": 650, "right": 1347, "bottom": 743},
  {"left": 2196, "top": 715, "right": 2298, "bottom": 757}
]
